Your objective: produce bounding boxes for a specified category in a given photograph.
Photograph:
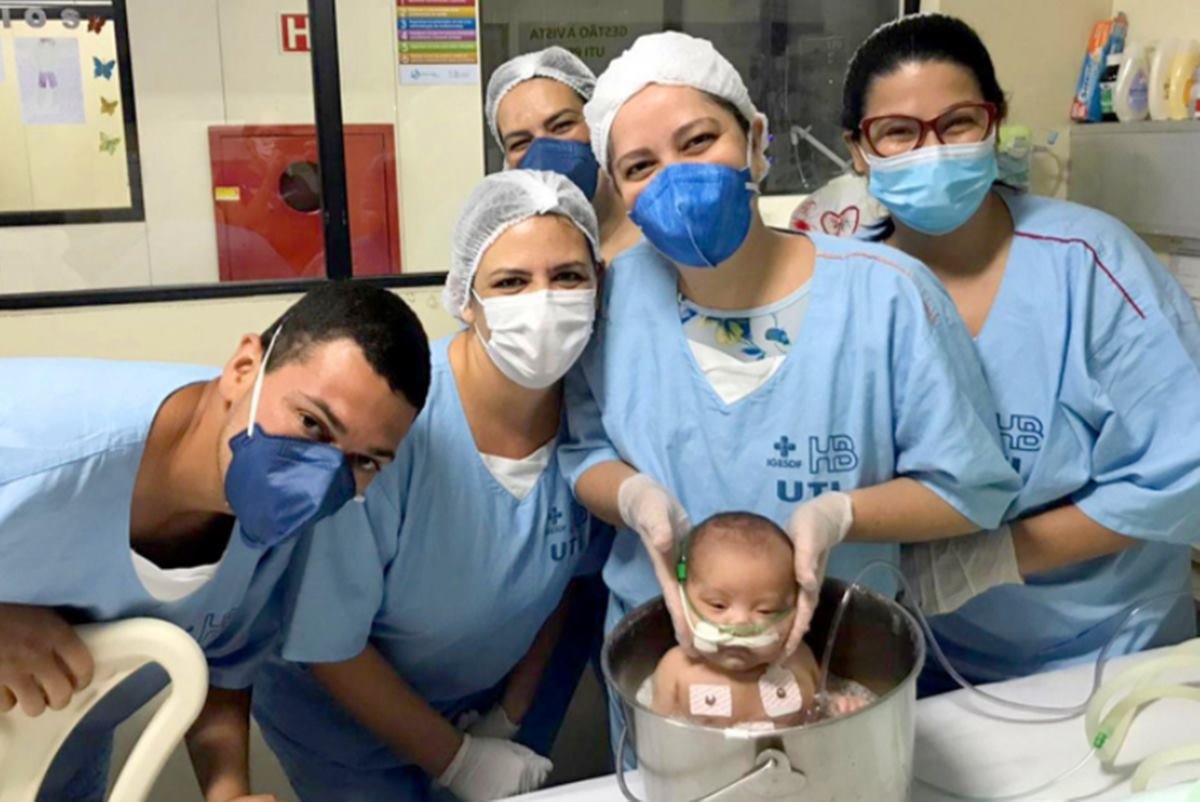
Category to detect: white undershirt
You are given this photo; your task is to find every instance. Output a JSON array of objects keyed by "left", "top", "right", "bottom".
[
  {"left": 131, "top": 551, "right": 220, "bottom": 603},
  {"left": 688, "top": 340, "right": 786, "bottom": 405},
  {"left": 479, "top": 440, "right": 554, "bottom": 500}
]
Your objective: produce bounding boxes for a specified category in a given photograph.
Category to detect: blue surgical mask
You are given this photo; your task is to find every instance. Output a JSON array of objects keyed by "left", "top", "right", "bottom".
[
  {"left": 224, "top": 330, "right": 356, "bottom": 549},
  {"left": 517, "top": 138, "right": 599, "bottom": 201},
  {"left": 630, "top": 162, "right": 758, "bottom": 268},
  {"left": 864, "top": 136, "right": 998, "bottom": 236}
]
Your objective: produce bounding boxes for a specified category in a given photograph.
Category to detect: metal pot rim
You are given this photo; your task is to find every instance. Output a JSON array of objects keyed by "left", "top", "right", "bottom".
[{"left": 601, "top": 581, "right": 927, "bottom": 736}]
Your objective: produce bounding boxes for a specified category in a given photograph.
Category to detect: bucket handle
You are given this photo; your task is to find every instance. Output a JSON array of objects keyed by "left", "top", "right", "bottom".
[{"left": 616, "top": 723, "right": 805, "bottom": 802}]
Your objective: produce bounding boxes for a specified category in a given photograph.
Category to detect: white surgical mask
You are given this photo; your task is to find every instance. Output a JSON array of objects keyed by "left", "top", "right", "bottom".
[{"left": 473, "top": 288, "right": 596, "bottom": 389}]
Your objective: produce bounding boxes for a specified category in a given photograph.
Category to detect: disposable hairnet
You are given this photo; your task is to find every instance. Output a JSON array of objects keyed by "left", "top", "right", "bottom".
[
  {"left": 585, "top": 31, "right": 769, "bottom": 171},
  {"left": 485, "top": 47, "right": 597, "bottom": 147},
  {"left": 444, "top": 170, "right": 600, "bottom": 318}
]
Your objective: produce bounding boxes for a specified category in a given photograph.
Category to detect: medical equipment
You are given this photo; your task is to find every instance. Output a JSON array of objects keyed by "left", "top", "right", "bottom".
[
  {"left": 819, "top": 561, "right": 1200, "bottom": 801},
  {"left": 226, "top": 326, "right": 357, "bottom": 548},
  {"left": 899, "top": 525, "right": 1022, "bottom": 616},
  {"left": 518, "top": 138, "right": 600, "bottom": 200},
  {"left": 675, "top": 584, "right": 788, "bottom": 654},
  {"left": 471, "top": 287, "right": 596, "bottom": 389},
  {"left": 629, "top": 160, "right": 758, "bottom": 268},
  {"left": 789, "top": 125, "right": 850, "bottom": 174},
  {"left": 0, "top": 618, "right": 208, "bottom": 802},
  {"left": 1086, "top": 637, "right": 1200, "bottom": 794},
  {"left": 603, "top": 579, "right": 923, "bottom": 802},
  {"left": 783, "top": 491, "right": 853, "bottom": 654},
  {"left": 863, "top": 135, "right": 999, "bottom": 236},
  {"left": 437, "top": 733, "right": 553, "bottom": 801}
]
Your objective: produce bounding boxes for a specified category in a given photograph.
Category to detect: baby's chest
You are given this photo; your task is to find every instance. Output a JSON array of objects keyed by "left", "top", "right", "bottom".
[{"left": 678, "top": 667, "right": 806, "bottom": 727}]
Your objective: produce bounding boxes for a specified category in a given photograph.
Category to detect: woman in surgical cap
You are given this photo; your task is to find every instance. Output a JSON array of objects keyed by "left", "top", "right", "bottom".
[
  {"left": 841, "top": 14, "right": 1200, "bottom": 691},
  {"left": 252, "top": 171, "right": 609, "bottom": 802},
  {"left": 559, "top": 30, "right": 1024, "bottom": 671},
  {"left": 486, "top": 46, "right": 642, "bottom": 261}
]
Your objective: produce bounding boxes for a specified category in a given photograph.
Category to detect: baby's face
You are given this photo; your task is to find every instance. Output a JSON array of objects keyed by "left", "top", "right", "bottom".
[{"left": 687, "top": 540, "right": 797, "bottom": 671}]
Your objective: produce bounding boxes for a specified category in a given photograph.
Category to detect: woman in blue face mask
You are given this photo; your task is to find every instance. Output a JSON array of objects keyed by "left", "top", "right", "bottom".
[
  {"left": 485, "top": 46, "right": 643, "bottom": 262},
  {"left": 842, "top": 14, "right": 1200, "bottom": 691},
  {"left": 559, "top": 32, "right": 1025, "bottom": 737}
]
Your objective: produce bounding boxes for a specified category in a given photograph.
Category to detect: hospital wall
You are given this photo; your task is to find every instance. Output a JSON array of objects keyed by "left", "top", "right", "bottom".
[{"left": 5, "top": 0, "right": 1200, "bottom": 362}]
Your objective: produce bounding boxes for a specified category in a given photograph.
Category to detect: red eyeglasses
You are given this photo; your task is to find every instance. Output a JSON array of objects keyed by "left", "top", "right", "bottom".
[{"left": 859, "top": 101, "right": 999, "bottom": 158}]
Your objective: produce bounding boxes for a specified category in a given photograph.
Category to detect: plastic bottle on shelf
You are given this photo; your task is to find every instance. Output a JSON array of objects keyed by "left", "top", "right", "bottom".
[
  {"left": 1114, "top": 42, "right": 1151, "bottom": 122},
  {"left": 1100, "top": 52, "right": 1123, "bottom": 121},
  {"left": 1166, "top": 40, "right": 1200, "bottom": 120},
  {"left": 1149, "top": 38, "right": 1181, "bottom": 121}
]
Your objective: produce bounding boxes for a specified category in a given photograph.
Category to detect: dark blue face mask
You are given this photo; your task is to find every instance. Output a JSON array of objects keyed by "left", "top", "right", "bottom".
[
  {"left": 517, "top": 137, "right": 600, "bottom": 201},
  {"left": 224, "top": 332, "right": 357, "bottom": 549},
  {"left": 629, "top": 162, "right": 757, "bottom": 268}
]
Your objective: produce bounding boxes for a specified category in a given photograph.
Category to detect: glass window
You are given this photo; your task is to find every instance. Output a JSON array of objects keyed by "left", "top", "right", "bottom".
[
  {"left": 0, "top": 2, "right": 143, "bottom": 225},
  {"left": 0, "top": 0, "right": 902, "bottom": 307},
  {"left": 479, "top": 0, "right": 901, "bottom": 194}
]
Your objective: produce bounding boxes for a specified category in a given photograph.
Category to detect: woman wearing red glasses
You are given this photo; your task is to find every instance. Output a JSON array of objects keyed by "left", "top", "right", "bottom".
[{"left": 842, "top": 14, "right": 1200, "bottom": 692}]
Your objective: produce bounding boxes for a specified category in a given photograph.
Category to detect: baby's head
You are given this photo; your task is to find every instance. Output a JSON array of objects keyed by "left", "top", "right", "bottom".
[{"left": 678, "top": 512, "right": 797, "bottom": 671}]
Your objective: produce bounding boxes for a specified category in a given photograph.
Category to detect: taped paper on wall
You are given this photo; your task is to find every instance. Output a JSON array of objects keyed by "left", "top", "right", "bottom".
[{"left": 15, "top": 37, "right": 85, "bottom": 125}]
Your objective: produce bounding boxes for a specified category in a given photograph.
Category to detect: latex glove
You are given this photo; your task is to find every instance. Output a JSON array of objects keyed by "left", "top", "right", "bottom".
[
  {"left": 456, "top": 705, "right": 520, "bottom": 740},
  {"left": 617, "top": 473, "right": 693, "bottom": 652},
  {"left": 783, "top": 492, "right": 853, "bottom": 657},
  {"left": 438, "top": 734, "right": 553, "bottom": 801},
  {"left": 899, "top": 526, "right": 1023, "bottom": 616},
  {"left": 0, "top": 603, "right": 94, "bottom": 716}
]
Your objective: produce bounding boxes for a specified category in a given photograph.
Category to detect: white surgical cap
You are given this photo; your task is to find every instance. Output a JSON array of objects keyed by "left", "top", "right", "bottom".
[
  {"left": 443, "top": 170, "right": 600, "bottom": 318},
  {"left": 584, "top": 31, "right": 769, "bottom": 171},
  {"left": 485, "top": 47, "right": 597, "bottom": 147}
]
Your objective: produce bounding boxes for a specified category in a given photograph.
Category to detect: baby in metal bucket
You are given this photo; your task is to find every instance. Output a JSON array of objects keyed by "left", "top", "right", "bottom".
[{"left": 649, "top": 512, "right": 870, "bottom": 729}]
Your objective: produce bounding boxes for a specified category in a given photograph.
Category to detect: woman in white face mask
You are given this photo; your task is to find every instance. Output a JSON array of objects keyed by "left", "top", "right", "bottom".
[{"left": 251, "top": 170, "right": 611, "bottom": 802}]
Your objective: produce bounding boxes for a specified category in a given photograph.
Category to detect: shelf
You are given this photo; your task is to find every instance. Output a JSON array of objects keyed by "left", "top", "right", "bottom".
[{"left": 1067, "top": 120, "right": 1200, "bottom": 241}]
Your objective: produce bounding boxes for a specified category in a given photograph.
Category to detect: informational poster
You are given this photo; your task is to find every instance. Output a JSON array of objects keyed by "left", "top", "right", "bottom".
[
  {"left": 397, "top": 0, "right": 479, "bottom": 85},
  {"left": 14, "top": 37, "right": 85, "bottom": 125}
]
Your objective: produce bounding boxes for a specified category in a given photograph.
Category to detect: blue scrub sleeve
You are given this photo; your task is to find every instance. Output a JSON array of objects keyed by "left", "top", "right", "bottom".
[
  {"left": 1069, "top": 234, "right": 1200, "bottom": 544},
  {"left": 278, "top": 489, "right": 399, "bottom": 664},
  {"left": 890, "top": 278, "right": 1020, "bottom": 530},
  {"left": 559, "top": 354, "right": 622, "bottom": 492}
]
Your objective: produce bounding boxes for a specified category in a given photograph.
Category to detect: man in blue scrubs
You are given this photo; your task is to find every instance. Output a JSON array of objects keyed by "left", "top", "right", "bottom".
[{"left": 0, "top": 282, "right": 430, "bottom": 802}]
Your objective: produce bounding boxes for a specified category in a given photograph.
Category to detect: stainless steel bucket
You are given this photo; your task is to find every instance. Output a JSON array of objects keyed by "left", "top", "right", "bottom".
[{"left": 602, "top": 578, "right": 925, "bottom": 802}]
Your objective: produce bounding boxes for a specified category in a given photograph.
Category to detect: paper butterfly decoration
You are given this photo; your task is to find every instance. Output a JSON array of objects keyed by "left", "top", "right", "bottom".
[
  {"left": 88, "top": 15, "right": 106, "bottom": 34},
  {"left": 99, "top": 132, "right": 121, "bottom": 155},
  {"left": 93, "top": 57, "right": 116, "bottom": 80},
  {"left": 100, "top": 97, "right": 118, "bottom": 115}
]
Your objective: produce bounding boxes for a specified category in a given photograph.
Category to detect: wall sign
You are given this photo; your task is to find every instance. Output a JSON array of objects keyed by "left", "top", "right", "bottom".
[
  {"left": 397, "top": 0, "right": 479, "bottom": 85},
  {"left": 280, "top": 13, "right": 310, "bottom": 53}
]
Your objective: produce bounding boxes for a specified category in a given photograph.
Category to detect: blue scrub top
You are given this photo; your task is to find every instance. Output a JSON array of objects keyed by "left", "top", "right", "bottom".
[
  {"left": 0, "top": 358, "right": 297, "bottom": 689},
  {"left": 560, "top": 233, "right": 1020, "bottom": 615},
  {"left": 928, "top": 189, "right": 1200, "bottom": 680},
  {"left": 253, "top": 335, "right": 598, "bottom": 774}
]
